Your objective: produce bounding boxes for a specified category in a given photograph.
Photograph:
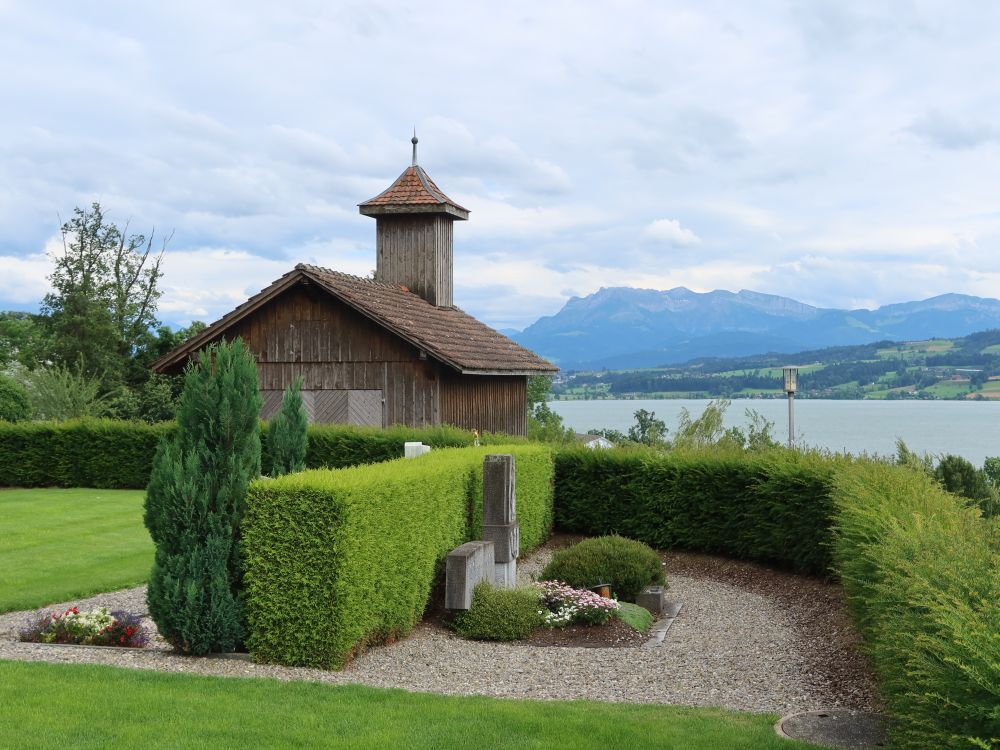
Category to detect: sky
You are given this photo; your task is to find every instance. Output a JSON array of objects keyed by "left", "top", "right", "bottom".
[{"left": 1, "top": 0, "right": 999, "bottom": 331}]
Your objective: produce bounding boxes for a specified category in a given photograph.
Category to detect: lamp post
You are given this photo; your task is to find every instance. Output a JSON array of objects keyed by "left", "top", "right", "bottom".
[{"left": 782, "top": 366, "right": 798, "bottom": 448}]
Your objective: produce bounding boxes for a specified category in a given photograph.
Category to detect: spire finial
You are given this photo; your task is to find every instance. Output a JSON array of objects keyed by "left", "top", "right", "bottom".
[{"left": 411, "top": 128, "right": 418, "bottom": 166}]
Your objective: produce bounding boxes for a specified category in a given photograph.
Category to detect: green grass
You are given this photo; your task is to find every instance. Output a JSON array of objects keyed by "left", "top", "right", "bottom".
[
  {"left": 616, "top": 601, "right": 654, "bottom": 632},
  {"left": 920, "top": 380, "right": 972, "bottom": 398},
  {"left": 0, "top": 661, "right": 828, "bottom": 749},
  {"left": 877, "top": 338, "right": 954, "bottom": 358},
  {"left": 0, "top": 488, "right": 152, "bottom": 612}
]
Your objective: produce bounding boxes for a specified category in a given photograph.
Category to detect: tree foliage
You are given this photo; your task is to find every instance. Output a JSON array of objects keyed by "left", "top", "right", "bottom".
[
  {"left": 21, "top": 359, "right": 110, "bottom": 421},
  {"left": 42, "top": 202, "right": 168, "bottom": 386},
  {"left": 0, "top": 374, "right": 31, "bottom": 422},
  {"left": 627, "top": 408, "right": 667, "bottom": 445},
  {"left": 268, "top": 377, "right": 308, "bottom": 476},
  {"left": 144, "top": 339, "right": 262, "bottom": 655}
]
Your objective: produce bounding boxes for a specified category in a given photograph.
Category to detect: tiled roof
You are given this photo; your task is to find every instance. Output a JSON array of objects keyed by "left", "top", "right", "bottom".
[
  {"left": 359, "top": 165, "right": 469, "bottom": 217},
  {"left": 151, "top": 264, "right": 556, "bottom": 375}
]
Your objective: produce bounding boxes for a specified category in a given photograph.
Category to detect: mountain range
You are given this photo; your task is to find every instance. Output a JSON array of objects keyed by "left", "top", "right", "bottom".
[{"left": 512, "top": 287, "right": 1000, "bottom": 371}]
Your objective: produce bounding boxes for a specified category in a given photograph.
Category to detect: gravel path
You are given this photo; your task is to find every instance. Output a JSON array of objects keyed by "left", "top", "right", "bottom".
[{"left": 0, "top": 540, "right": 880, "bottom": 715}]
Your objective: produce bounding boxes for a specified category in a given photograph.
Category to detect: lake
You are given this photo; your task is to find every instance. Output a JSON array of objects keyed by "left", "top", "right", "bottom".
[{"left": 549, "top": 398, "right": 1000, "bottom": 465}]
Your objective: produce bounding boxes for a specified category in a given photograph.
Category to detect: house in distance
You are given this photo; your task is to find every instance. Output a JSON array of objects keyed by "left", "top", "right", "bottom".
[{"left": 152, "top": 136, "right": 557, "bottom": 435}]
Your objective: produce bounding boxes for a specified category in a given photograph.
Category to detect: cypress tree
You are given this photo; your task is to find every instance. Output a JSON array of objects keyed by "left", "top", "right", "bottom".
[
  {"left": 144, "top": 338, "right": 261, "bottom": 654},
  {"left": 268, "top": 376, "right": 308, "bottom": 476}
]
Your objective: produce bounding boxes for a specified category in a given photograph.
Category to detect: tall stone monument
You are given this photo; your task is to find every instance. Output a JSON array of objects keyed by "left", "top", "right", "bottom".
[{"left": 482, "top": 454, "right": 519, "bottom": 587}]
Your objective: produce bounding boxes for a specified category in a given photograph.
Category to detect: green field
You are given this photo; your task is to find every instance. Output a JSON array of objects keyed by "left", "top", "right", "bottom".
[
  {"left": 877, "top": 338, "right": 954, "bottom": 358},
  {"left": 920, "top": 380, "right": 972, "bottom": 399},
  {"left": 0, "top": 488, "right": 152, "bottom": 612},
  {"left": 0, "top": 661, "right": 827, "bottom": 750}
]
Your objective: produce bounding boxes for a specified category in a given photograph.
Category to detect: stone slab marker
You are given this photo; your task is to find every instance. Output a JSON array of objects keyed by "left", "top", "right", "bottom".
[
  {"left": 483, "top": 454, "right": 519, "bottom": 587},
  {"left": 404, "top": 441, "right": 431, "bottom": 458},
  {"left": 445, "top": 541, "right": 494, "bottom": 610},
  {"left": 636, "top": 585, "right": 666, "bottom": 616}
]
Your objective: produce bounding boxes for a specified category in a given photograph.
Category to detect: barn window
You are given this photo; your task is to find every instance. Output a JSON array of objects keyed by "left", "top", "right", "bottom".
[{"left": 260, "top": 389, "right": 383, "bottom": 427}]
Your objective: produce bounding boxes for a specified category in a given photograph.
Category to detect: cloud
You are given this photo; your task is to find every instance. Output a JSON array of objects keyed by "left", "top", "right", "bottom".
[
  {"left": 0, "top": 252, "right": 50, "bottom": 305},
  {"left": 2, "top": 1, "right": 1000, "bottom": 332},
  {"left": 907, "top": 110, "right": 999, "bottom": 150},
  {"left": 642, "top": 219, "right": 702, "bottom": 247}
]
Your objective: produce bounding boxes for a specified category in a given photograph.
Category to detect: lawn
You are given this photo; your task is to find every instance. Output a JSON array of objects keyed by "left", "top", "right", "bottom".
[
  {"left": 0, "top": 488, "right": 151, "bottom": 613},
  {"left": 0, "top": 661, "right": 827, "bottom": 749}
]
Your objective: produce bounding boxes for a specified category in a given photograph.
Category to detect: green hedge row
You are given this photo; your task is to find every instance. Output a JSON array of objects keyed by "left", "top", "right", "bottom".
[
  {"left": 831, "top": 463, "right": 999, "bottom": 750},
  {"left": 0, "top": 419, "right": 521, "bottom": 488},
  {"left": 242, "top": 444, "right": 553, "bottom": 669},
  {"left": 0, "top": 420, "right": 171, "bottom": 489},
  {"left": 554, "top": 446, "right": 999, "bottom": 748},
  {"left": 553, "top": 447, "right": 840, "bottom": 575}
]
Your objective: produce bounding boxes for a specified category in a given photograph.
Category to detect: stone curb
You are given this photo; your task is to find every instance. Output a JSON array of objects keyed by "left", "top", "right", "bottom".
[{"left": 641, "top": 600, "right": 683, "bottom": 649}]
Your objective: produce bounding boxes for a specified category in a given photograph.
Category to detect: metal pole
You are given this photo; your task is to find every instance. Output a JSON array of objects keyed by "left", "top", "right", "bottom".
[{"left": 787, "top": 392, "right": 795, "bottom": 448}]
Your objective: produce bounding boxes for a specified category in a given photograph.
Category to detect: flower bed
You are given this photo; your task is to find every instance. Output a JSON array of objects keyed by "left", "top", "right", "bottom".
[
  {"left": 19, "top": 606, "right": 148, "bottom": 648},
  {"left": 538, "top": 580, "right": 620, "bottom": 627}
]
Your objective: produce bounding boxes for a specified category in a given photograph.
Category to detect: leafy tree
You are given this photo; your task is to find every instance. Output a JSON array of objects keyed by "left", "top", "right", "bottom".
[
  {"left": 982, "top": 456, "right": 1000, "bottom": 488},
  {"left": 934, "top": 454, "right": 998, "bottom": 518},
  {"left": 105, "top": 374, "right": 179, "bottom": 423},
  {"left": 0, "top": 374, "right": 30, "bottom": 422},
  {"left": 0, "top": 312, "right": 50, "bottom": 368},
  {"left": 21, "top": 359, "right": 110, "bottom": 420},
  {"left": 628, "top": 408, "right": 667, "bottom": 446},
  {"left": 527, "top": 401, "right": 576, "bottom": 444},
  {"left": 268, "top": 377, "right": 308, "bottom": 476},
  {"left": 42, "top": 203, "right": 168, "bottom": 386},
  {"left": 527, "top": 375, "right": 552, "bottom": 410},
  {"left": 144, "top": 338, "right": 262, "bottom": 655}
]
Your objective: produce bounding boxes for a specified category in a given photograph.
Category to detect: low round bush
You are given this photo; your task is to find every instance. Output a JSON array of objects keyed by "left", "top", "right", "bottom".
[
  {"left": 0, "top": 375, "right": 30, "bottom": 422},
  {"left": 540, "top": 535, "right": 665, "bottom": 602},
  {"left": 449, "top": 583, "right": 544, "bottom": 641}
]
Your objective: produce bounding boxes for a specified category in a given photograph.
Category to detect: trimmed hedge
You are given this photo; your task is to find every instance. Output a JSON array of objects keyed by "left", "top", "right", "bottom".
[
  {"left": 0, "top": 420, "right": 171, "bottom": 489},
  {"left": 242, "top": 444, "right": 553, "bottom": 669},
  {"left": 555, "top": 446, "right": 999, "bottom": 748},
  {"left": 0, "top": 419, "right": 522, "bottom": 488},
  {"left": 831, "top": 463, "right": 1000, "bottom": 750},
  {"left": 553, "top": 447, "right": 840, "bottom": 575}
]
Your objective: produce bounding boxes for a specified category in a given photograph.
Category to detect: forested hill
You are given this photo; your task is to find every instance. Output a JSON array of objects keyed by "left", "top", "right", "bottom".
[{"left": 551, "top": 329, "right": 1000, "bottom": 401}]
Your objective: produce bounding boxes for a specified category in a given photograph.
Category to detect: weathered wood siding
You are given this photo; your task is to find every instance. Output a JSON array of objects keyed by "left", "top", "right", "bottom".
[
  {"left": 165, "top": 281, "right": 529, "bottom": 434},
  {"left": 375, "top": 214, "right": 453, "bottom": 307},
  {"left": 440, "top": 372, "right": 528, "bottom": 436}
]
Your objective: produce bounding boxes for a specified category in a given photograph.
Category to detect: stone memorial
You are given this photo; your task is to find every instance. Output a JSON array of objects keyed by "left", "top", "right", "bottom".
[
  {"left": 445, "top": 540, "right": 494, "bottom": 610},
  {"left": 483, "top": 454, "right": 519, "bottom": 588}
]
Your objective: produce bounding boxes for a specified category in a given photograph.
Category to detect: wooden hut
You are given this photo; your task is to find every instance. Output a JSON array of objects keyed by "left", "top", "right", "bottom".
[{"left": 151, "top": 137, "right": 556, "bottom": 435}]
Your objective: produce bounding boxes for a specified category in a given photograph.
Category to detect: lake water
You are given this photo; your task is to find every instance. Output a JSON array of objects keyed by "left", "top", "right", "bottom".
[{"left": 549, "top": 398, "right": 1000, "bottom": 465}]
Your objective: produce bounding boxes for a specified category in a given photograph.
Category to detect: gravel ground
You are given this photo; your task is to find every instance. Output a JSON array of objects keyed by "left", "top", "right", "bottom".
[{"left": 0, "top": 538, "right": 880, "bottom": 715}]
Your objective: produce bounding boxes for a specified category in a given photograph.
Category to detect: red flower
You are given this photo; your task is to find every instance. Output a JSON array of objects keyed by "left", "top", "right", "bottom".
[{"left": 120, "top": 636, "right": 126, "bottom": 644}]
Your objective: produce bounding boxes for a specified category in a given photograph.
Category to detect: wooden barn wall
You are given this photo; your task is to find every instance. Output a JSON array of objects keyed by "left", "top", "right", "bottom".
[
  {"left": 208, "top": 283, "right": 441, "bottom": 427},
  {"left": 375, "top": 215, "right": 453, "bottom": 307},
  {"left": 440, "top": 373, "right": 528, "bottom": 436}
]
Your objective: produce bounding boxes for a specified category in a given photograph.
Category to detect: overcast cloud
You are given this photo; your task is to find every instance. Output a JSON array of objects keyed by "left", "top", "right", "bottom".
[{"left": 1, "top": 1, "right": 999, "bottom": 330}]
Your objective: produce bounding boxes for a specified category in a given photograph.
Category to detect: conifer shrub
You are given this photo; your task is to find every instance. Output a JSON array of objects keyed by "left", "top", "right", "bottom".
[
  {"left": 449, "top": 583, "right": 544, "bottom": 641},
  {"left": 144, "top": 339, "right": 262, "bottom": 655},
  {"left": 0, "top": 374, "right": 30, "bottom": 422},
  {"left": 267, "top": 378, "right": 308, "bottom": 477},
  {"left": 540, "top": 535, "right": 664, "bottom": 602}
]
